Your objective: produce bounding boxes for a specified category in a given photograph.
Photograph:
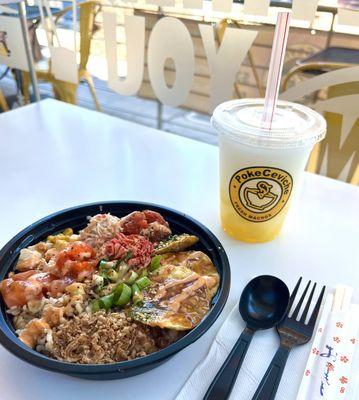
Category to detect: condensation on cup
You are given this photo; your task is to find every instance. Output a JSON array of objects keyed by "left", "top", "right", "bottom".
[{"left": 212, "top": 99, "right": 327, "bottom": 243}]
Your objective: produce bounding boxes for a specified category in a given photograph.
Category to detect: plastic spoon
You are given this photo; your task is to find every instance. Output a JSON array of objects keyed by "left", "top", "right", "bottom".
[{"left": 203, "top": 275, "right": 290, "bottom": 400}]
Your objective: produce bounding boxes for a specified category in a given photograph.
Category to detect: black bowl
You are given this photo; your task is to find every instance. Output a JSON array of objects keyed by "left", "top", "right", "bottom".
[{"left": 0, "top": 201, "right": 230, "bottom": 380}]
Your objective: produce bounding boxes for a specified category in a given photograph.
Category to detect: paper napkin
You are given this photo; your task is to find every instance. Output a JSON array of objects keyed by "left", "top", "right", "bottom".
[
  {"left": 297, "top": 287, "right": 359, "bottom": 400},
  {"left": 176, "top": 291, "right": 359, "bottom": 400}
]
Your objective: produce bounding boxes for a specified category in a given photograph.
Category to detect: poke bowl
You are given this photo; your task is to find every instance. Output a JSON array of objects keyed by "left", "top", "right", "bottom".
[{"left": 0, "top": 201, "right": 230, "bottom": 380}]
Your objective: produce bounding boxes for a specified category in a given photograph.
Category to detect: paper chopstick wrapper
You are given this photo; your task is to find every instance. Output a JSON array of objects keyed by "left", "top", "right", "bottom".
[{"left": 296, "top": 286, "right": 359, "bottom": 400}]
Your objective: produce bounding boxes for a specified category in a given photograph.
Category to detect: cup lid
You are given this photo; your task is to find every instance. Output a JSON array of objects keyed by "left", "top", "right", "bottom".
[{"left": 211, "top": 99, "right": 326, "bottom": 149}]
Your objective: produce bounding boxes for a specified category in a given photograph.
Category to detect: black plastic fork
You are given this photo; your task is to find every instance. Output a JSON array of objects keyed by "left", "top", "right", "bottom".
[{"left": 251, "top": 277, "right": 325, "bottom": 400}]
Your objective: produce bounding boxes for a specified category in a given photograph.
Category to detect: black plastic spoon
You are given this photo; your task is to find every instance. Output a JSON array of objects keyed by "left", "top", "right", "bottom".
[{"left": 203, "top": 275, "right": 290, "bottom": 400}]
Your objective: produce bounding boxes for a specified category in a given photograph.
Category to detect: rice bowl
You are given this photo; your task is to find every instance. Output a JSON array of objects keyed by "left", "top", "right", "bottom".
[{"left": 0, "top": 202, "right": 230, "bottom": 379}]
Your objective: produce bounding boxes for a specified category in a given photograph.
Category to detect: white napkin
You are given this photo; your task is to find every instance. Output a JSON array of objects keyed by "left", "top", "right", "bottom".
[
  {"left": 297, "top": 288, "right": 359, "bottom": 400},
  {"left": 176, "top": 298, "right": 359, "bottom": 400}
]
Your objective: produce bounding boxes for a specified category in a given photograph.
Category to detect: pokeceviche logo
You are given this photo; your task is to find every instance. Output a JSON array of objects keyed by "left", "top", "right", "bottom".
[{"left": 229, "top": 167, "right": 293, "bottom": 222}]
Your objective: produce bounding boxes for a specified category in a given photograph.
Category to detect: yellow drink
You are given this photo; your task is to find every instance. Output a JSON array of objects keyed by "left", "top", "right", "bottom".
[
  {"left": 212, "top": 99, "right": 326, "bottom": 243},
  {"left": 220, "top": 189, "right": 290, "bottom": 242}
]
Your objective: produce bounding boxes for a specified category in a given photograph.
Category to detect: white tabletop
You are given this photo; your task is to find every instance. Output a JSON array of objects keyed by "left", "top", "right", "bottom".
[{"left": 0, "top": 99, "right": 358, "bottom": 400}]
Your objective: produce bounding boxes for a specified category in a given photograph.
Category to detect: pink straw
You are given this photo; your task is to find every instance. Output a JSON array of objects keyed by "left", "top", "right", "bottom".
[{"left": 261, "top": 11, "right": 291, "bottom": 129}]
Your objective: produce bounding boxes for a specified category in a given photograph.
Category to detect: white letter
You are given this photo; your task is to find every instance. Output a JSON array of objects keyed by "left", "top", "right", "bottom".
[
  {"left": 0, "top": 16, "right": 29, "bottom": 70},
  {"left": 50, "top": 47, "right": 78, "bottom": 84},
  {"left": 292, "top": 0, "right": 319, "bottom": 21},
  {"left": 338, "top": 8, "right": 359, "bottom": 26},
  {"left": 146, "top": 0, "right": 175, "bottom": 6},
  {"left": 104, "top": 13, "right": 145, "bottom": 96},
  {"left": 199, "top": 24, "right": 258, "bottom": 111},
  {"left": 183, "top": 0, "right": 203, "bottom": 9},
  {"left": 148, "top": 17, "right": 195, "bottom": 107},
  {"left": 243, "top": 0, "right": 269, "bottom": 16},
  {"left": 212, "top": 0, "right": 232, "bottom": 13}
]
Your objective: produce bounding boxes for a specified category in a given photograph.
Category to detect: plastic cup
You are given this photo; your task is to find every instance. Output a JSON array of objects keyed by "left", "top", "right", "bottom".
[{"left": 212, "top": 98, "right": 327, "bottom": 243}]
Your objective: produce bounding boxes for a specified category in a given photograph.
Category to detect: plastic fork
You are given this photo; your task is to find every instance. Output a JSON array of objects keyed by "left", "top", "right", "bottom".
[{"left": 251, "top": 277, "right": 326, "bottom": 400}]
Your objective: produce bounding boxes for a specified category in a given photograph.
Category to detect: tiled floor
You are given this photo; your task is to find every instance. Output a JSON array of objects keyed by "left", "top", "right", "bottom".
[{"left": 0, "top": 72, "right": 218, "bottom": 146}]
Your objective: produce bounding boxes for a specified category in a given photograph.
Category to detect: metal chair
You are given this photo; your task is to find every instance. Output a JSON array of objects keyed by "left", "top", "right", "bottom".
[
  {"left": 282, "top": 62, "right": 359, "bottom": 185},
  {"left": 282, "top": 62, "right": 350, "bottom": 90},
  {"left": 0, "top": 88, "right": 9, "bottom": 111},
  {"left": 22, "top": 1, "right": 101, "bottom": 111}
]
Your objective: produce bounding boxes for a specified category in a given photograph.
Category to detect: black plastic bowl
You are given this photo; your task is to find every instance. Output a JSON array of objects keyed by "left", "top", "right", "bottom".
[{"left": 0, "top": 201, "right": 230, "bottom": 380}]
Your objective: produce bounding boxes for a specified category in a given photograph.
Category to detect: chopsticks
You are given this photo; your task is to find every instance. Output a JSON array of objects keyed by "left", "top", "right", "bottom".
[{"left": 296, "top": 285, "right": 359, "bottom": 400}]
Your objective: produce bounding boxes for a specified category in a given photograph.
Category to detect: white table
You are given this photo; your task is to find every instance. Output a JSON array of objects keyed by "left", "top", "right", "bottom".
[{"left": 0, "top": 99, "right": 358, "bottom": 400}]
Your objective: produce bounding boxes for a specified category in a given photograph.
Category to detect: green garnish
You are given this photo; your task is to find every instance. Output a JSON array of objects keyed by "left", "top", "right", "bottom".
[
  {"left": 99, "top": 268, "right": 114, "bottom": 283},
  {"left": 117, "top": 263, "right": 130, "bottom": 279},
  {"left": 98, "top": 293, "right": 115, "bottom": 310},
  {"left": 124, "top": 270, "right": 138, "bottom": 285},
  {"left": 107, "top": 269, "right": 119, "bottom": 282},
  {"left": 140, "top": 269, "right": 148, "bottom": 278},
  {"left": 99, "top": 270, "right": 109, "bottom": 283},
  {"left": 92, "top": 299, "right": 101, "bottom": 312},
  {"left": 95, "top": 283, "right": 104, "bottom": 294},
  {"left": 99, "top": 260, "right": 117, "bottom": 284},
  {"left": 92, "top": 262, "right": 152, "bottom": 311},
  {"left": 150, "top": 255, "right": 162, "bottom": 272},
  {"left": 132, "top": 283, "right": 144, "bottom": 305},
  {"left": 135, "top": 276, "right": 151, "bottom": 290},
  {"left": 113, "top": 283, "right": 132, "bottom": 307},
  {"left": 131, "top": 283, "right": 140, "bottom": 295},
  {"left": 99, "top": 260, "right": 111, "bottom": 269}
]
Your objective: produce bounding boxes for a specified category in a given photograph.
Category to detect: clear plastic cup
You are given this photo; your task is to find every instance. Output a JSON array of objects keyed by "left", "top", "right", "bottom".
[{"left": 212, "top": 99, "right": 327, "bottom": 243}]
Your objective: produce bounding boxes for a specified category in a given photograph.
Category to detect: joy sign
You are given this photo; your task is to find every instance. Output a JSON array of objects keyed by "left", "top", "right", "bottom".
[{"left": 104, "top": 14, "right": 257, "bottom": 110}]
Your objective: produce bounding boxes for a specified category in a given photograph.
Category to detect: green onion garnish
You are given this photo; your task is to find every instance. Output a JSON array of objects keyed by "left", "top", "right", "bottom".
[
  {"left": 117, "top": 263, "right": 130, "bottom": 279},
  {"left": 107, "top": 269, "right": 119, "bottom": 282},
  {"left": 92, "top": 299, "right": 101, "bottom": 312},
  {"left": 132, "top": 283, "right": 143, "bottom": 305},
  {"left": 99, "top": 260, "right": 109, "bottom": 269},
  {"left": 132, "top": 283, "right": 140, "bottom": 295},
  {"left": 135, "top": 276, "right": 151, "bottom": 290},
  {"left": 124, "top": 270, "right": 138, "bottom": 285},
  {"left": 140, "top": 269, "right": 148, "bottom": 278},
  {"left": 98, "top": 293, "right": 114, "bottom": 310},
  {"left": 113, "top": 283, "right": 132, "bottom": 307},
  {"left": 150, "top": 255, "right": 162, "bottom": 272}
]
